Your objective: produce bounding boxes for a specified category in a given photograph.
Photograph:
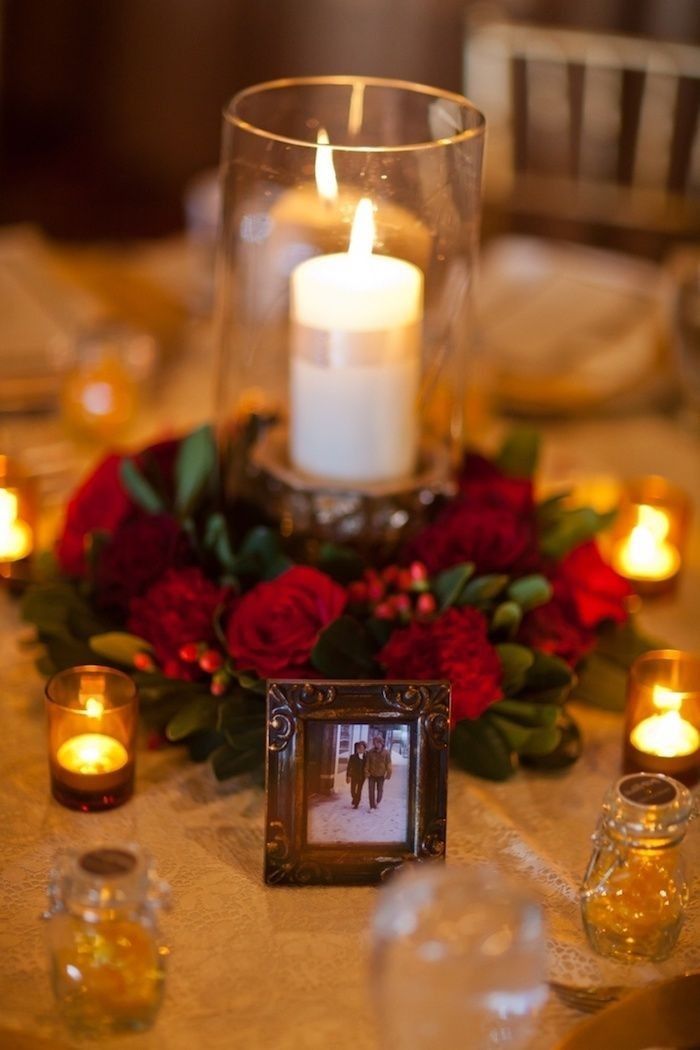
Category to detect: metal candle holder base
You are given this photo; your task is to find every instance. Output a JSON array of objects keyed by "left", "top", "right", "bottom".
[{"left": 242, "top": 427, "right": 453, "bottom": 559}]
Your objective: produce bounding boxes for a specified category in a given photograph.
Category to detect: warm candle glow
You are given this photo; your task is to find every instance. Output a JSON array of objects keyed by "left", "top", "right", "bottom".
[
  {"left": 630, "top": 684, "right": 699, "bottom": 758},
  {"left": 348, "top": 196, "right": 375, "bottom": 257},
  {"left": 0, "top": 487, "right": 33, "bottom": 562},
  {"left": 56, "top": 733, "right": 128, "bottom": 776},
  {"left": 314, "top": 127, "right": 338, "bottom": 202},
  {"left": 613, "top": 504, "right": 680, "bottom": 582}
]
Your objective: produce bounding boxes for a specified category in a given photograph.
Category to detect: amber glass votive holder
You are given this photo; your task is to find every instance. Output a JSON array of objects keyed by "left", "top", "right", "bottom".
[
  {"left": 46, "top": 666, "right": 138, "bottom": 811},
  {"left": 610, "top": 476, "right": 691, "bottom": 597},
  {"left": 0, "top": 454, "right": 36, "bottom": 589},
  {"left": 624, "top": 650, "right": 700, "bottom": 787}
]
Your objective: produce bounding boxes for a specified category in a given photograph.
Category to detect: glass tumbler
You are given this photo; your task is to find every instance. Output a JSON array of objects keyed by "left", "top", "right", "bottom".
[{"left": 372, "top": 864, "right": 546, "bottom": 1050}]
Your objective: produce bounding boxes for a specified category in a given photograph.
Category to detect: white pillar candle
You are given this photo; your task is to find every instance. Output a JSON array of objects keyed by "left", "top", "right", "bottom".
[{"left": 290, "top": 198, "right": 423, "bottom": 483}]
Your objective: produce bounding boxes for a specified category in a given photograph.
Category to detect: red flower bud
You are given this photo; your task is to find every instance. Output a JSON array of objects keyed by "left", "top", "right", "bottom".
[
  {"left": 366, "top": 579, "right": 385, "bottom": 603},
  {"left": 178, "top": 642, "right": 201, "bottom": 663},
  {"left": 133, "top": 651, "right": 156, "bottom": 672},
  {"left": 415, "top": 593, "right": 437, "bottom": 621},
  {"left": 199, "top": 648, "right": 224, "bottom": 673},
  {"left": 392, "top": 593, "right": 412, "bottom": 615},
  {"left": 347, "top": 581, "right": 368, "bottom": 604},
  {"left": 381, "top": 565, "right": 400, "bottom": 586},
  {"left": 374, "top": 601, "right": 396, "bottom": 621},
  {"left": 409, "top": 561, "right": 428, "bottom": 582},
  {"left": 210, "top": 679, "right": 228, "bottom": 696},
  {"left": 398, "top": 569, "right": 413, "bottom": 592}
]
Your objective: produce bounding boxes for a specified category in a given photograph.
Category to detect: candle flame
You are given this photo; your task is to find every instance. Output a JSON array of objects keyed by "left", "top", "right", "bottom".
[
  {"left": 636, "top": 504, "right": 670, "bottom": 540},
  {"left": 314, "top": 127, "right": 338, "bottom": 203},
  {"left": 0, "top": 486, "right": 32, "bottom": 562},
  {"left": 348, "top": 197, "right": 375, "bottom": 258},
  {"left": 84, "top": 697, "right": 104, "bottom": 719},
  {"left": 653, "top": 684, "right": 683, "bottom": 714},
  {"left": 613, "top": 503, "right": 680, "bottom": 582}
]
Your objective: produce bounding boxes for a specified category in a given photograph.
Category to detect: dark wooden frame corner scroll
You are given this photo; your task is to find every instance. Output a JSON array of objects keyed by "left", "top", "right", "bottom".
[{"left": 264, "top": 680, "right": 450, "bottom": 886}]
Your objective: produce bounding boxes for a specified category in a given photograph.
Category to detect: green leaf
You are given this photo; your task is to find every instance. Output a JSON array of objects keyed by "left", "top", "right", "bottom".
[
  {"left": 211, "top": 743, "right": 261, "bottom": 780},
  {"left": 593, "top": 618, "right": 660, "bottom": 670},
  {"left": 432, "top": 562, "right": 475, "bottom": 611},
  {"left": 460, "top": 574, "right": 509, "bottom": 606},
  {"left": 517, "top": 724, "right": 561, "bottom": 756},
  {"left": 235, "top": 672, "right": 267, "bottom": 695},
  {"left": 89, "top": 631, "right": 152, "bottom": 666},
  {"left": 234, "top": 526, "right": 292, "bottom": 581},
  {"left": 490, "top": 699, "right": 558, "bottom": 728},
  {"left": 540, "top": 507, "right": 616, "bottom": 560},
  {"left": 489, "top": 714, "right": 536, "bottom": 751},
  {"left": 572, "top": 650, "right": 628, "bottom": 711},
  {"left": 521, "top": 711, "right": 582, "bottom": 770},
  {"left": 491, "top": 601, "right": 522, "bottom": 637},
  {"left": 119, "top": 458, "right": 166, "bottom": 514},
  {"left": 507, "top": 574, "right": 552, "bottom": 612},
  {"left": 451, "top": 717, "right": 515, "bottom": 781},
  {"left": 166, "top": 697, "right": 219, "bottom": 741},
  {"left": 311, "top": 615, "right": 380, "bottom": 677},
  {"left": 496, "top": 429, "right": 539, "bottom": 478},
  {"left": 317, "top": 543, "right": 364, "bottom": 584},
  {"left": 203, "top": 512, "right": 238, "bottom": 573},
  {"left": 521, "top": 650, "right": 574, "bottom": 693},
  {"left": 496, "top": 643, "right": 535, "bottom": 695},
  {"left": 174, "top": 424, "right": 217, "bottom": 517},
  {"left": 188, "top": 729, "right": 225, "bottom": 762}
]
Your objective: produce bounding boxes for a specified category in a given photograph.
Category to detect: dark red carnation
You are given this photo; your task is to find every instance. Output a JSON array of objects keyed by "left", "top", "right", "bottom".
[
  {"left": 56, "top": 438, "right": 178, "bottom": 577},
  {"left": 225, "top": 566, "right": 347, "bottom": 679},
  {"left": 519, "top": 595, "right": 597, "bottom": 667},
  {"left": 378, "top": 606, "right": 502, "bottom": 723},
  {"left": 406, "top": 498, "right": 540, "bottom": 577},
  {"left": 520, "top": 541, "right": 631, "bottom": 666},
  {"left": 128, "top": 567, "right": 224, "bottom": 680},
  {"left": 458, "top": 452, "right": 534, "bottom": 516},
  {"left": 95, "top": 515, "right": 192, "bottom": 614}
]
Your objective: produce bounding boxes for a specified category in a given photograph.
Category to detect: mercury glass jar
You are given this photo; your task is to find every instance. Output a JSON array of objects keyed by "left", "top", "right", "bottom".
[
  {"left": 581, "top": 773, "right": 693, "bottom": 962},
  {"left": 43, "top": 845, "right": 170, "bottom": 1035}
]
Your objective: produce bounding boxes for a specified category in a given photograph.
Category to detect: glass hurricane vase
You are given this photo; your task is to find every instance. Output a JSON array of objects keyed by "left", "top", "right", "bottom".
[{"left": 214, "top": 76, "right": 485, "bottom": 556}]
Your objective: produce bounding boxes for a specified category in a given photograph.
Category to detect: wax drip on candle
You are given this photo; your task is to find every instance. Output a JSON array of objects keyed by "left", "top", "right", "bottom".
[{"left": 630, "top": 684, "right": 700, "bottom": 758}]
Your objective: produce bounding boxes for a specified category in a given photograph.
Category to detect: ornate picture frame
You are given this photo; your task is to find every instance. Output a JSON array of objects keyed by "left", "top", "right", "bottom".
[{"left": 264, "top": 680, "right": 450, "bottom": 886}]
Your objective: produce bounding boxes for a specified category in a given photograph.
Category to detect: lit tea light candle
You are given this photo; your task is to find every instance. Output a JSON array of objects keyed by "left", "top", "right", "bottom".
[
  {"left": 56, "top": 733, "right": 129, "bottom": 777},
  {"left": 613, "top": 504, "right": 680, "bottom": 584},
  {"left": 630, "top": 685, "right": 700, "bottom": 758},
  {"left": 290, "top": 197, "right": 423, "bottom": 482},
  {"left": 0, "top": 487, "right": 33, "bottom": 562},
  {"left": 624, "top": 651, "right": 700, "bottom": 786},
  {"left": 46, "top": 665, "right": 138, "bottom": 811}
]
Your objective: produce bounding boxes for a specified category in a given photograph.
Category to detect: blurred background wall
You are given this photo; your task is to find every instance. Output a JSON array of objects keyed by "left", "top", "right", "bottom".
[{"left": 1, "top": 0, "right": 698, "bottom": 241}]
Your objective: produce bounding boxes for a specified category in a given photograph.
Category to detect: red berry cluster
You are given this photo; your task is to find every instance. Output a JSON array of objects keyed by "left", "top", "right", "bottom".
[
  {"left": 347, "top": 561, "right": 437, "bottom": 623},
  {"left": 134, "top": 642, "right": 230, "bottom": 696}
]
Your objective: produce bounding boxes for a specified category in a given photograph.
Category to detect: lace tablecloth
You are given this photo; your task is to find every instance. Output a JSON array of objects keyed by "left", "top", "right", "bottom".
[{"left": 1, "top": 277, "right": 700, "bottom": 1047}]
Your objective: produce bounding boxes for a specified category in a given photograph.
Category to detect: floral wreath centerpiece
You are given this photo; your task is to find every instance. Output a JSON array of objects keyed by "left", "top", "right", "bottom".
[{"left": 23, "top": 425, "right": 645, "bottom": 782}]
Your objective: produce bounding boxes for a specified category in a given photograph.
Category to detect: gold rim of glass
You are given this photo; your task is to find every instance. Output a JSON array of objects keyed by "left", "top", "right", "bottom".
[
  {"left": 224, "top": 75, "right": 486, "bottom": 152},
  {"left": 629, "top": 649, "right": 700, "bottom": 688},
  {"left": 45, "top": 664, "right": 138, "bottom": 711}
]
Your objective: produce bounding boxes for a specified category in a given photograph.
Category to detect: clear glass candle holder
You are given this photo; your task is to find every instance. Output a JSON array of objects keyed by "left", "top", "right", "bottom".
[
  {"left": 215, "top": 76, "right": 485, "bottom": 553},
  {"left": 610, "top": 476, "right": 691, "bottom": 596},
  {"left": 46, "top": 666, "right": 138, "bottom": 812},
  {"left": 623, "top": 650, "right": 700, "bottom": 786},
  {"left": 0, "top": 454, "right": 36, "bottom": 587}
]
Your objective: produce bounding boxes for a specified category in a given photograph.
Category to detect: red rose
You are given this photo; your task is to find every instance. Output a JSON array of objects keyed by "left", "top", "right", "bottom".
[
  {"left": 56, "top": 438, "right": 178, "bottom": 576},
  {"left": 378, "top": 606, "right": 502, "bottom": 724},
  {"left": 96, "top": 514, "right": 192, "bottom": 613},
  {"left": 556, "top": 541, "right": 631, "bottom": 629},
  {"left": 406, "top": 498, "right": 540, "bottom": 577},
  {"left": 225, "top": 566, "right": 347, "bottom": 679},
  {"left": 128, "top": 567, "right": 224, "bottom": 680}
]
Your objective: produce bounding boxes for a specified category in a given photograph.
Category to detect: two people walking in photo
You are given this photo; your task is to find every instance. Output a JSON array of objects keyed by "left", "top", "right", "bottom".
[{"left": 346, "top": 736, "right": 392, "bottom": 811}]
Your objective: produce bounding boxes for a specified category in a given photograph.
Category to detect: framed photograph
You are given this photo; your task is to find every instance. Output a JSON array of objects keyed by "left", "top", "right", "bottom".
[{"left": 264, "top": 680, "right": 450, "bottom": 886}]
